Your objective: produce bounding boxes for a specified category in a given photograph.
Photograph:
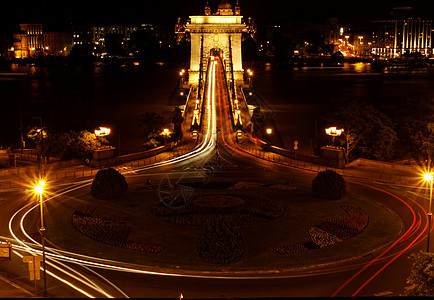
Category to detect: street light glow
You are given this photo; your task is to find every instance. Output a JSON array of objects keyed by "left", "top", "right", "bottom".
[
  {"left": 424, "top": 173, "right": 433, "bottom": 182},
  {"left": 266, "top": 128, "right": 272, "bottom": 135},
  {"left": 35, "top": 184, "right": 43, "bottom": 194},
  {"left": 95, "top": 127, "right": 111, "bottom": 137},
  {"left": 325, "top": 127, "right": 344, "bottom": 136}
]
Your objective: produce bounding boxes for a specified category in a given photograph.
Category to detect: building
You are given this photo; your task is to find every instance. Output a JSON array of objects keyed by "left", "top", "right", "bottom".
[
  {"left": 72, "top": 25, "right": 93, "bottom": 47},
  {"left": 43, "top": 32, "right": 72, "bottom": 56},
  {"left": 372, "top": 7, "right": 433, "bottom": 58},
  {"left": 13, "top": 24, "right": 43, "bottom": 58},
  {"left": 12, "top": 24, "right": 72, "bottom": 58},
  {"left": 72, "top": 23, "right": 161, "bottom": 57}
]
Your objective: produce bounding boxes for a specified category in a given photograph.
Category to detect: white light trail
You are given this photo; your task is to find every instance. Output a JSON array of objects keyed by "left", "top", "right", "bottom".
[{"left": 7, "top": 58, "right": 222, "bottom": 298}]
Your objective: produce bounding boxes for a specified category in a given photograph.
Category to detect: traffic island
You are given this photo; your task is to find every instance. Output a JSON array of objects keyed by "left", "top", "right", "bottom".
[{"left": 45, "top": 178, "right": 402, "bottom": 274}]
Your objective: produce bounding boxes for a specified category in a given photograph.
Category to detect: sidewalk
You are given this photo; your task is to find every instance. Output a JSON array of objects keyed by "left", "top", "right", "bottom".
[{"left": 0, "top": 273, "right": 34, "bottom": 298}]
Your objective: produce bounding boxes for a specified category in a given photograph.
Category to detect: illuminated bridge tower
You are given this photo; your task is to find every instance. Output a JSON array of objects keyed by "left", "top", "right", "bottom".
[{"left": 187, "top": 0, "right": 246, "bottom": 93}]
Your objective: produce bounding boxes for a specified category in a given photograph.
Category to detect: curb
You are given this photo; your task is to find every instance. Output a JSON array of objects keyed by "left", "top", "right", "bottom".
[{"left": 0, "top": 273, "right": 35, "bottom": 297}]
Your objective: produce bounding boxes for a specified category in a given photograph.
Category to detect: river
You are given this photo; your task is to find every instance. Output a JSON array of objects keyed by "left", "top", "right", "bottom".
[{"left": 1, "top": 61, "right": 433, "bottom": 155}]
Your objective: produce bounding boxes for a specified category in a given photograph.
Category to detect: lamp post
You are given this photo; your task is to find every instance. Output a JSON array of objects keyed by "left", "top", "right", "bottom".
[
  {"left": 424, "top": 172, "right": 433, "bottom": 252},
  {"left": 94, "top": 127, "right": 111, "bottom": 149},
  {"left": 162, "top": 128, "right": 170, "bottom": 145},
  {"left": 35, "top": 180, "right": 47, "bottom": 297},
  {"left": 325, "top": 127, "right": 344, "bottom": 147}
]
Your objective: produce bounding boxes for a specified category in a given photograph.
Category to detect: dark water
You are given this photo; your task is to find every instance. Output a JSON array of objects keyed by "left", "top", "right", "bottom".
[
  {"left": 0, "top": 62, "right": 184, "bottom": 153},
  {"left": 251, "top": 62, "right": 434, "bottom": 153},
  {"left": 1, "top": 61, "right": 434, "bottom": 155}
]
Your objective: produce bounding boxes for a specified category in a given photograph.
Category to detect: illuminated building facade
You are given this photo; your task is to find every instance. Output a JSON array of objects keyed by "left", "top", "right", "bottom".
[
  {"left": 372, "top": 8, "right": 433, "bottom": 58},
  {"left": 12, "top": 24, "right": 72, "bottom": 58},
  {"left": 13, "top": 24, "right": 43, "bottom": 58},
  {"left": 72, "top": 24, "right": 160, "bottom": 56},
  {"left": 187, "top": 0, "right": 247, "bottom": 85}
]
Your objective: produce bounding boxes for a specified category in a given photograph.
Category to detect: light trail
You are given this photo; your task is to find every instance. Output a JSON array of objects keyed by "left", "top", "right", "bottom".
[
  {"left": 7, "top": 55, "right": 428, "bottom": 299},
  {"left": 7, "top": 58, "right": 220, "bottom": 297}
]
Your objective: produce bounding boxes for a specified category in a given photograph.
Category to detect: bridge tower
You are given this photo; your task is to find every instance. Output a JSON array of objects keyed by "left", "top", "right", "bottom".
[{"left": 187, "top": 0, "right": 246, "bottom": 89}]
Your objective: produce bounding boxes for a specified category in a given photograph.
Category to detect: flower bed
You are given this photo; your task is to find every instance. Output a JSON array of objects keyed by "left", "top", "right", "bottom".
[
  {"left": 72, "top": 214, "right": 129, "bottom": 247},
  {"left": 309, "top": 226, "right": 343, "bottom": 248},
  {"left": 151, "top": 194, "right": 284, "bottom": 226},
  {"left": 74, "top": 205, "right": 98, "bottom": 217},
  {"left": 274, "top": 205, "right": 369, "bottom": 255},
  {"left": 228, "top": 181, "right": 296, "bottom": 191},
  {"left": 122, "top": 240, "right": 165, "bottom": 254},
  {"left": 72, "top": 205, "right": 165, "bottom": 254},
  {"left": 195, "top": 218, "right": 246, "bottom": 264},
  {"left": 228, "top": 182, "right": 263, "bottom": 190}
]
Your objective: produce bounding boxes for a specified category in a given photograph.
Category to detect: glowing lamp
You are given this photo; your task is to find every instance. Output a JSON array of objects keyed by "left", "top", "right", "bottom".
[{"left": 424, "top": 173, "right": 434, "bottom": 182}]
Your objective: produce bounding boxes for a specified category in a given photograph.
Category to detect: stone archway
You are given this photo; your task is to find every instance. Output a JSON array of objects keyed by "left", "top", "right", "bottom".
[{"left": 210, "top": 48, "right": 224, "bottom": 58}]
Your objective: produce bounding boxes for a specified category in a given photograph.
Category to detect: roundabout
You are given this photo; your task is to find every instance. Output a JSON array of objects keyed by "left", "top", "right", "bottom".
[{"left": 42, "top": 175, "right": 403, "bottom": 275}]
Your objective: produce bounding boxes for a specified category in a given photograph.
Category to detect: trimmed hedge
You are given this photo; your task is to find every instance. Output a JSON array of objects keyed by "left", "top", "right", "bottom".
[
  {"left": 195, "top": 218, "right": 246, "bottom": 264},
  {"left": 312, "top": 170, "right": 346, "bottom": 200},
  {"left": 91, "top": 168, "right": 128, "bottom": 200}
]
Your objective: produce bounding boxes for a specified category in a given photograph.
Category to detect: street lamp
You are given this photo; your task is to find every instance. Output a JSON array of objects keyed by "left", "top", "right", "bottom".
[
  {"left": 94, "top": 127, "right": 111, "bottom": 150},
  {"left": 423, "top": 172, "right": 433, "bottom": 252},
  {"left": 266, "top": 128, "right": 272, "bottom": 135},
  {"left": 34, "top": 180, "right": 47, "bottom": 297},
  {"left": 325, "top": 127, "right": 344, "bottom": 146},
  {"left": 94, "top": 127, "right": 111, "bottom": 137},
  {"left": 162, "top": 128, "right": 170, "bottom": 144}
]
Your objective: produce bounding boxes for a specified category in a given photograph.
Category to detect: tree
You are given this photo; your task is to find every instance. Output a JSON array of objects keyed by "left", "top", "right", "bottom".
[
  {"left": 405, "top": 251, "right": 434, "bottom": 296},
  {"left": 139, "top": 112, "right": 164, "bottom": 149},
  {"left": 393, "top": 93, "right": 434, "bottom": 164},
  {"left": 43, "top": 130, "right": 107, "bottom": 164},
  {"left": 324, "top": 99, "right": 397, "bottom": 161}
]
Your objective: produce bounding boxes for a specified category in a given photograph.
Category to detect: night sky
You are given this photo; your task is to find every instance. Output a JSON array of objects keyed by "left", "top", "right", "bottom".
[{"left": 0, "top": 0, "right": 433, "bottom": 27}]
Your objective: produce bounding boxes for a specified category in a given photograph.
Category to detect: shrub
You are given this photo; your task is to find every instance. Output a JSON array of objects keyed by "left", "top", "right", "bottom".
[
  {"left": 405, "top": 251, "right": 434, "bottom": 296},
  {"left": 91, "top": 168, "right": 128, "bottom": 200},
  {"left": 312, "top": 169, "right": 346, "bottom": 200},
  {"left": 195, "top": 218, "right": 246, "bottom": 264}
]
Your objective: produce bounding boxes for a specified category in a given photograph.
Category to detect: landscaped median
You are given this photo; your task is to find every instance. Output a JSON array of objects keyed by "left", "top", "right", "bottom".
[{"left": 44, "top": 176, "right": 402, "bottom": 274}]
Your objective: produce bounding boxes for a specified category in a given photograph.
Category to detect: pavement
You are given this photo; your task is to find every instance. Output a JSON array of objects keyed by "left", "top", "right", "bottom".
[{"left": 0, "top": 272, "right": 34, "bottom": 298}]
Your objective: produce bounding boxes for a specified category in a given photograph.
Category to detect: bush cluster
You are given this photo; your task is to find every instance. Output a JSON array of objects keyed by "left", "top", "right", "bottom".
[
  {"left": 195, "top": 218, "right": 246, "bottom": 264},
  {"left": 311, "top": 170, "right": 346, "bottom": 200},
  {"left": 91, "top": 168, "right": 128, "bottom": 200}
]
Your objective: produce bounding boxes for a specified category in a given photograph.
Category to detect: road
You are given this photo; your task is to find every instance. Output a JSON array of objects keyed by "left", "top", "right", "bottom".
[{"left": 0, "top": 56, "right": 432, "bottom": 298}]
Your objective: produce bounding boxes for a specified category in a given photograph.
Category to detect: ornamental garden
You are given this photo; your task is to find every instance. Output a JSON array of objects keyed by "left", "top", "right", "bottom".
[{"left": 45, "top": 168, "right": 402, "bottom": 270}]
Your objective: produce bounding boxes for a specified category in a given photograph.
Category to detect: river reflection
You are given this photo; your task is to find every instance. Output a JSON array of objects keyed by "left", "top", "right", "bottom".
[
  {"left": 250, "top": 62, "right": 434, "bottom": 153},
  {"left": 1, "top": 61, "right": 433, "bottom": 155}
]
